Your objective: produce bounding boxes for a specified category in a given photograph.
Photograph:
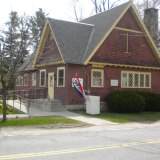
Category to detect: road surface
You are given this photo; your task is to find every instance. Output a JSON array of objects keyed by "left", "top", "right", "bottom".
[{"left": 0, "top": 122, "right": 160, "bottom": 160}]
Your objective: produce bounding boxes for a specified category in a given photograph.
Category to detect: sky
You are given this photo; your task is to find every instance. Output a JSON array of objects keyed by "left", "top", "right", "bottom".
[
  {"left": 0, "top": 0, "right": 155, "bottom": 29},
  {"left": 0, "top": 0, "right": 91, "bottom": 27},
  {"left": 0, "top": 0, "right": 130, "bottom": 27}
]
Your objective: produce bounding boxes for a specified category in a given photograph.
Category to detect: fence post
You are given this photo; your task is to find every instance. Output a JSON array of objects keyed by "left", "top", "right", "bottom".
[{"left": 20, "top": 97, "right": 21, "bottom": 111}]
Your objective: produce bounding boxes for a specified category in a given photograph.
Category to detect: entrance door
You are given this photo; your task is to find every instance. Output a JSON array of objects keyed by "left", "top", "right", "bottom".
[{"left": 48, "top": 72, "right": 54, "bottom": 100}]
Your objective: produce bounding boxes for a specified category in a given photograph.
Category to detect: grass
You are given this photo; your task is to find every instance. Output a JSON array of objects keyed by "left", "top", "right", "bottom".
[
  {"left": 75, "top": 111, "right": 160, "bottom": 123},
  {"left": 0, "top": 116, "right": 81, "bottom": 127},
  {"left": 95, "top": 112, "right": 160, "bottom": 123},
  {"left": 0, "top": 102, "right": 22, "bottom": 114}
]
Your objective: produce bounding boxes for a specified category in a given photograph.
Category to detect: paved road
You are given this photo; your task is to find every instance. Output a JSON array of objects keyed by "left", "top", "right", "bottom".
[{"left": 0, "top": 122, "right": 160, "bottom": 160}]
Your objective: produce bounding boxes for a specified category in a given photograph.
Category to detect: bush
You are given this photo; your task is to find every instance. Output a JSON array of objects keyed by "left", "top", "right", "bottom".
[
  {"left": 106, "top": 91, "right": 145, "bottom": 113},
  {"left": 137, "top": 92, "right": 160, "bottom": 112}
]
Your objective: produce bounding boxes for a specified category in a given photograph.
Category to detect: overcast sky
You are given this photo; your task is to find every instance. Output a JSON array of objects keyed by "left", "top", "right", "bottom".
[
  {"left": 0, "top": 0, "right": 155, "bottom": 28},
  {"left": 0, "top": 0, "right": 88, "bottom": 27}
]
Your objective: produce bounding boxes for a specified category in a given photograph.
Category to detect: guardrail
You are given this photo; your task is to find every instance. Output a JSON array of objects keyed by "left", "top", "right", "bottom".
[
  {"left": 0, "top": 93, "right": 28, "bottom": 113},
  {"left": 0, "top": 88, "right": 48, "bottom": 114}
]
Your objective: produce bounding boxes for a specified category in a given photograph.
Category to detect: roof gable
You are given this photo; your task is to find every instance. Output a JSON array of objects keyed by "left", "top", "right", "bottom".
[
  {"left": 33, "top": 22, "right": 64, "bottom": 67},
  {"left": 32, "top": 1, "right": 160, "bottom": 67},
  {"left": 116, "top": 8, "right": 141, "bottom": 31},
  {"left": 48, "top": 18, "right": 94, "bottom": 64},
  {"left": 36, "top": 31, "right": 63, "bottom": 66},
  {"left": 81, "top": 2, "right": 131, "bottom": 64},
  {"left": 83, "top": 2, "right": 160, "bottom": 64}
]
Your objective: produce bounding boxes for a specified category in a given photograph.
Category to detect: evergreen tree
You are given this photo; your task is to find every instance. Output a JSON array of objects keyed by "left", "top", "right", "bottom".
[
  {"left": 30, "top": 8, "right": 47, "bottom": 51},
  {"left": 0, "top": 11, "right": 30, "bottom": 121}
]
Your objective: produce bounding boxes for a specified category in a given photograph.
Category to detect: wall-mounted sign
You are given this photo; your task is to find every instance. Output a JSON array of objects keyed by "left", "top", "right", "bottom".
[{"left": 110, "top": 80, "right": 118, "bottom": 87}]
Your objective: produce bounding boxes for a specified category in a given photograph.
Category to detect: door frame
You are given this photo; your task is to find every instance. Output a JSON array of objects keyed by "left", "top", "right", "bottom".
[{"left": 48, "top": 72, "right": 54, "bottom": 100}]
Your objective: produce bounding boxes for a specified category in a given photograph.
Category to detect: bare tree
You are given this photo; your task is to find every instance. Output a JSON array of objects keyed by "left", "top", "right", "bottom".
[
  {"left": 137, "top": 0, "right": 160, "bottom": 9},
  {"left": 91, "top": 0, "right": 122, "bottom": 14},
  {"left": 136, "top": 0, "right": 160, "bottom": 46},
  {"left": 72, "top": 0, "right": 83, "bottom": 21},
  {"left": 136, "top": 0, "right": 160, "bottom": 15}
]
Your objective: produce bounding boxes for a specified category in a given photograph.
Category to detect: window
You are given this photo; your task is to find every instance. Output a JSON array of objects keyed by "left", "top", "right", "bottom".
[
  {"left": 91, "top": 69, "right": 104, "bottom": 87},
  {"left": 121, "top": 71, "right": 151, "bottom": 88},
  {"left": 32, "top": 72, "right": 36, "bottom": 86},
  {"left": 40, "top": 70, "right": 46, "bottom": 87},
  {"left": 16, "top": 76, "right": 23, "bottom": 86},
  {"left": 23, "top": 74, "right": 28, "bottom": 86},
  {"left": 57, "top": 67, "right": 65, "bottom": 87}
]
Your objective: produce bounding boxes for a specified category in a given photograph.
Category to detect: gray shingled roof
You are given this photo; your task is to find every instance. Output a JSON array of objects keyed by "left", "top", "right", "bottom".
[
  {"left": 81, "top": 2, "right": 130, "bottom": 63},
  {"left": 48, "top": 2, "right": 130, "bottom": 64},
  {"left": 18, "top": 54, "right": 36, "bottom": 72},
  {"left": 20, "top": 2, "right": 130, "bottom": 70},
  {"left": 48, "top": 18, "right": 94, "bottom": 64}
]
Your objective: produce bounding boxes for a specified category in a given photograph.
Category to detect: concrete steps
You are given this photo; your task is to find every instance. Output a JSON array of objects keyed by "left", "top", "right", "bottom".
[
  {"left": 7, "top": 98, "right": 66, "bottom": 114},
  {"left": 28, "top": 99, "right": 66, "bottom": 112}
]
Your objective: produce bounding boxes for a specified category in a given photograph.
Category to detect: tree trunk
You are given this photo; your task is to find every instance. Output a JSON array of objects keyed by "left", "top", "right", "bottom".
[{"left": 2, "top": 89, "right": 7, "bottom": 122}]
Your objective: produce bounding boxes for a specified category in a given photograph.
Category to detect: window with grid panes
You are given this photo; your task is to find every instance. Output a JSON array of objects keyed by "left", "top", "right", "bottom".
[
  {"left": 40, "top": 70, "right": 46, "bottom": 87},
  {"left": 121, "top": 71, "right": 151, "bottom": 88},
  {"left": 57, "top": 67, "right": 65, "bottom": 87},
  {"left": 91, "top": 69, "right": 104, "bottom": 87}
]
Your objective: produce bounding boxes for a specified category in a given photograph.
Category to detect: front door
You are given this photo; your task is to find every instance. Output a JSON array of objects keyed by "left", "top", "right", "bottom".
[{"left": 48, "top": 72, "right": 54, "bottom": 100}]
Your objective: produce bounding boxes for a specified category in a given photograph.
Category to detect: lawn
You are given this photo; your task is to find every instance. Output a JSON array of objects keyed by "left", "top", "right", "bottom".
[
  {"left": 95, "top": 112, "right": 160, "bottom": 123},
  {"left": 0, "top": 116, "right": 81, "bottom": 127}
]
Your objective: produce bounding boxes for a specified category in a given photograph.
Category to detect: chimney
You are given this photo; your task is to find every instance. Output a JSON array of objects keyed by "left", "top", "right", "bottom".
[{"left": 144, "top": 8, "right": 159, "bottom": 46}]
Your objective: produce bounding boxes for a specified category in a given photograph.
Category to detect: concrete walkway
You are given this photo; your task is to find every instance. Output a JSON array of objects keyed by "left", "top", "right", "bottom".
[
  {"left": 0, "top": 114, "right": 29, "bottom": 119},
  {"left": 54, "top": 111, "right": 116, "bottom": 126},
  {"left": 0, "top": 110, "right": 115, "bottom": 126},
  {"left": 4, "top": 100, "right": 115, "bottom": 126},
  {"left": 28, "top": 106, "right": 115, "bottom": 125}
]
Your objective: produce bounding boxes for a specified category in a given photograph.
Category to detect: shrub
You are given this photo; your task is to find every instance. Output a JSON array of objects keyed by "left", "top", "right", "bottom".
[
  {"left": 137, "top": 92, "right": 160, "bottom": 112},
  {"left": 106, "top": 91, "right": 145, "bottom": 113}
]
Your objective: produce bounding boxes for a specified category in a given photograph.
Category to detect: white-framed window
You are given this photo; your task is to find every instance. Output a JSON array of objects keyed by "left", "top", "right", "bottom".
[
  {"left": 121, "top": 71, "right": 151, "bottom": 88},
  {"left": 16, "top": 76, "right": 24, "bottom": 86},
  {"left": 91, "top": 69, "right": 104, "bottom": 87},
  {"left": 32, "top": 72, "right": 37, "bottom": 86},
  {"left": 40, "top": 69, "right": 46, "bottom": 87},
  {"left": 23, "top": 74, "right": 28, "bottom": 86},
  {"left": 57, "top": 67, "right": 65, "bottom": 87}
]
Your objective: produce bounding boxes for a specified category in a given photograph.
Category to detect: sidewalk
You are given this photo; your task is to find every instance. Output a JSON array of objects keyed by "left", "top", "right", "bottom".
[
  {"left": 0, "top": 114, "right": 28, "bottom": 119},
  {"left": 5, "top": 99, "right": 115, "bottom": 126},
  {"left": 54, "top": 111, "right": 116, "bottom": 126},
  {"left": 0, "top": 110, "right": 116, "bottom": 126}
]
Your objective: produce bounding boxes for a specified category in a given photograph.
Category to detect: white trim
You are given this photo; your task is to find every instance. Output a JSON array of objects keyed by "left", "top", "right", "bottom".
[
  {"left": 131, "top": 5, "right": 160, "bottom": 61},
  {"left": 114, "top": 26, "right": 143, "bottom": 33},
  {"left": 89, "top": 62, "right": 160, "bottom": 70},
  {"left": 23, "top": 74, "right": 28, "bottom": 86},
  {"left": 48, "top": 22, "right": 65, "bottom": 63},
  {"left": 16, "top": 75, "right": 24, "bottom": 86},
  {"left": 32, "top": 72, "right": 37, "bottom": 87},
  {"left": 57, "top": 67, "right": 65, "bottom": 87},
  {"left": 39, "top": 69, "right": 46, "bottom": 87},
  {"left": 33, "top": 22, "right": 49, "bottom": 67},
  {"left": 85, "top": 2, "right": 160, "bottom": 64},
  {"left": 91, "top": 69, "right": 104, "bottom": 88},
  {"left": 84, "top": 2, "right": 132, "bottom": 64},
  {"left": 121, "top": 71, "right": 151, "bottom": 89}
]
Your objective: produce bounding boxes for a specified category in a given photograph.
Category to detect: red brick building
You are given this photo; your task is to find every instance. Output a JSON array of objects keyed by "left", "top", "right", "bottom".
[{"left": 16, "top": 2, "right": 160, "bottom": 108}]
